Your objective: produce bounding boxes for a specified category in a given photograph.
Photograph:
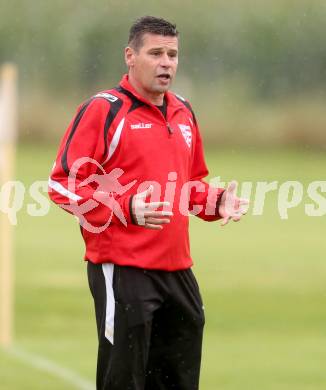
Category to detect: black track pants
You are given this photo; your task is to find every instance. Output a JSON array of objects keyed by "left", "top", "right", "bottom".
[{"left": 87, "top": 262, "right": 205, "bottom": 390}]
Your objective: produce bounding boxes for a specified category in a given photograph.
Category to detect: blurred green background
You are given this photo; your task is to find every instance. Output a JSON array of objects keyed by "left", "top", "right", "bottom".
[
  {"left": 0, "top": 1, "right": 325, "bottom": 389},
  {"left": 2, "top": 0, "right": 326, "bottom": 148}
]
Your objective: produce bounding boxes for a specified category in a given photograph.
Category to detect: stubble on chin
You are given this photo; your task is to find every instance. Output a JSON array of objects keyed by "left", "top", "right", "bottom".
[
  {"left": 155, "top": 86, "right": 169, "bottom": 93},
  {"left": 153, "top": 81, "right": 172, "bottom": 93}
]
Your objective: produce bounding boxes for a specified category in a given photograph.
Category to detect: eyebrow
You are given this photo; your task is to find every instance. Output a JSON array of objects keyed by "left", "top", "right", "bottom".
[{"left": 148, "top": 47, "right": 178, "bottom": 53}]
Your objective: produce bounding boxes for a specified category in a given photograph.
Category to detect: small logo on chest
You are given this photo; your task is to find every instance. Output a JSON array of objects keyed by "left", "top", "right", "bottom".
[
  {"left": 130, "top": 123, "right": 153, "bottom": 130},
  {"left": 178, "top": 124, "right": 192, "bottom": 148}
]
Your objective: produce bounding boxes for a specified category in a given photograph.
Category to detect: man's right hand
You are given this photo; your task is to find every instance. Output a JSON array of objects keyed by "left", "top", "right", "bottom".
[{"left": 131, "top": 185, "right": 173, "bottom": 230}]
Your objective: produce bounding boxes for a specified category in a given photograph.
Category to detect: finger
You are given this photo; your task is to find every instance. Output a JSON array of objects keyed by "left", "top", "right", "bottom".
[
  {"left": 145, "top": 217, "right": 170, "bottom": 225},
  {"left": 238, "top": 205, "right": 249, "bottom": 214},
  {"left": 144, "top": 211, "right": 173, "bottom": 218},
  {"left": 226, "top": 180, "right": 238, "bottom": 194},
  {"left": 222, "top": 182, "right": 239, "bottom": 215},
  {"left": 220, "top": 216, "right": 231, "bottom": 227},
  {"left": 233, "top": 203, "right": 249, "bottom": 214},
  {"left": 239, "top": 198, "right": 250, "bottom": 205},
  {"left": 232, "top": 206, "right": 248, "bottom": 214},
  {"left": 232, "top": 208, "right": 249, "bottom": 219},
  {"left": 145, "top": 201, "right": 171, "bottom": 210},
  {"left": 144, "top": 223, "right": 163, "bottom": 230},
  {"left": 231, "top": 210, "right": 247, "bottom": 218},
  {"left": 136, "top": 216, "right": 145, "bottom": 226}
]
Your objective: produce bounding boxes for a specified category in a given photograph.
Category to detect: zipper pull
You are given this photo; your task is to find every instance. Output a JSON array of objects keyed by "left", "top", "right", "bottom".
[{"left": 167, "top": 122, "right": 173, "bottom": 135}]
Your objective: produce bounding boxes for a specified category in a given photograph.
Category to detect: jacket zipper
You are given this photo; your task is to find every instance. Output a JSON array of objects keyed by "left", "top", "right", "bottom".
[
  {"left": 167, "top": 122, "right": 173, "bottom": 136},
  {"left": 116, "top": 84, "right": 183, "bottom": 138},
  {"left": 154, "top": 105, "right": 174, "bottom": 138}
]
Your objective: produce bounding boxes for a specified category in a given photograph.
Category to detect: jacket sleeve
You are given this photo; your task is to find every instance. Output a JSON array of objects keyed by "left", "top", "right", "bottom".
[
  {"left": 48, "top": 98, "right": 132, "bottom": 230},
  {"left": 189, "top": 113, "right": 225, "bottom": 221}
]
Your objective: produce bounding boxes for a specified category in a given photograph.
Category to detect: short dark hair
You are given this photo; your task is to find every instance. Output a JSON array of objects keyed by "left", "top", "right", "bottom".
[{"left": 128, "top": 16, "right": 179, "bottom": 51}]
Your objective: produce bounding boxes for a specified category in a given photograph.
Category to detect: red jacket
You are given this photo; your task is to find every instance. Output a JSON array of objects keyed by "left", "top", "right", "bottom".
[{"left": 48, "top": 74, "right": 224, "bottom": 271}]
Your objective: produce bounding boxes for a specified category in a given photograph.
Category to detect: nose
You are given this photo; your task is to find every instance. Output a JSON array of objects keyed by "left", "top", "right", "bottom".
[{"left": 159, "top": 52, "right": 172, "bottom": 68}]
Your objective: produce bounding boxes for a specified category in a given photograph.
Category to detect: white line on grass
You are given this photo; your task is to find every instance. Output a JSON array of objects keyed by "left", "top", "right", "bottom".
[{"left": 4, "top": 346, "right": 95, "bottom": 390}]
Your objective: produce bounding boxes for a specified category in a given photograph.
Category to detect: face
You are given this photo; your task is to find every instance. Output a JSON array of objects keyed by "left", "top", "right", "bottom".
[{"left": 125, "top": 33, "right": 178, "bottom": 102}]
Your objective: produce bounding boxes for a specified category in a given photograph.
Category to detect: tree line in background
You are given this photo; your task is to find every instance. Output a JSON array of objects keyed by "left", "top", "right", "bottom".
[{"left": 1, "top": 0, "right": 325, "bottom": 147}]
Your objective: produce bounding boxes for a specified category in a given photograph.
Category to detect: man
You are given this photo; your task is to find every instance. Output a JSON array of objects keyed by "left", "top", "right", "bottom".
[{"left": 48, "top": 16, "right": 248, "bottom": 390}]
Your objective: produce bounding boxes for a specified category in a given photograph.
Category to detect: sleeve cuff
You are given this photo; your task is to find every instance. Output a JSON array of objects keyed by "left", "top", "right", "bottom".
[{"left": 129, "top": 195, "right": 138, "bottom": 225}]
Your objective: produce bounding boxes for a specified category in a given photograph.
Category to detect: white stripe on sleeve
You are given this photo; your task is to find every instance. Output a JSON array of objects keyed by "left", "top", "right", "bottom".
[
  {"left": 103, "top": 117, "right": 125, "bottom": 165},
  {"left": 48, "top": 178, "right": 82, "bottom": 202}
]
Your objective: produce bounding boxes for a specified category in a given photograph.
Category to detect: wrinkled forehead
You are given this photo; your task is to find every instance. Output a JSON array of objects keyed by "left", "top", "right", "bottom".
[{"left": 140, "top": 33, "right": 179, "bottom": 51}]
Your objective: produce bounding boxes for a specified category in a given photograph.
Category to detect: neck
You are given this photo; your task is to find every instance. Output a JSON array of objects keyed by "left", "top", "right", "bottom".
[{"left": 128, "top": 73, "right": 164, "bottom": 105}]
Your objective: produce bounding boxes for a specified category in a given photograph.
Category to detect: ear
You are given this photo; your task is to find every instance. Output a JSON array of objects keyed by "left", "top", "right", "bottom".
[{"left": 125, "top": 46, "right": 135, "bottom": 68}]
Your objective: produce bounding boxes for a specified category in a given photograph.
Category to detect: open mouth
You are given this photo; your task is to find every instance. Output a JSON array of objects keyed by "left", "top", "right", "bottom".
[{"left": 157, "top": 74, "right": 171, "bottom": 81}]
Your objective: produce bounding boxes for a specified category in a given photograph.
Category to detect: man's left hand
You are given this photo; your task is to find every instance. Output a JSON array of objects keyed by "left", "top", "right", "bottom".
[{"left": 218, "top": 181, "right": 249, "bottom": 226}]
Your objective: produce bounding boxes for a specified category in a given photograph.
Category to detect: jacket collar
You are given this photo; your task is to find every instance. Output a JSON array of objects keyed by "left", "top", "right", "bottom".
[{"left": 119, "top": 74, "right": 184, "bottom": 111}]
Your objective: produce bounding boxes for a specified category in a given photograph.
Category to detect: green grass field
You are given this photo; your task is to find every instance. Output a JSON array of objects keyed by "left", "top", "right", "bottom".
[{"left": 1, "top": 144, "right": 325, "bottom": 389}]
